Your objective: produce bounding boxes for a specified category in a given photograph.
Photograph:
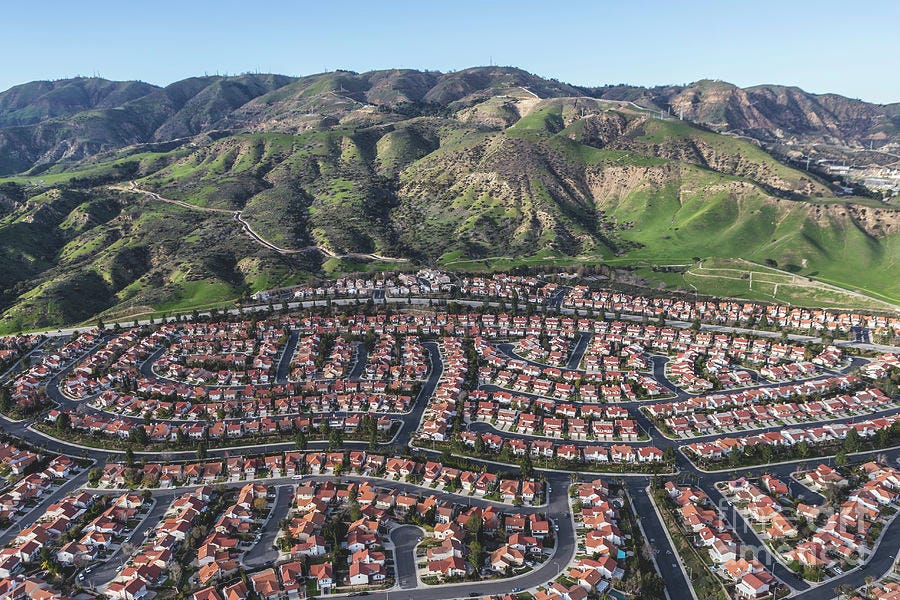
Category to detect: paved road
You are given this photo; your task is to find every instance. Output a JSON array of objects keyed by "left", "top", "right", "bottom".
[
  {"left": 390, "top": 524, "right": 425, "bottom": 589},
  {"left": 244, "top": 484, "right": 293, "bottom": 568},
  {"left": 84, "top": 497, "right": 168, "bottom": 588},
  {"left": 275, "top": 330, "right": 299, "bottom": 383},
  {"left": 0, "top": 465, "right": 93, "bottom": 547},
  {"left": 626, "top": 481, "right": 693, "bottom": 600},
  {"left": 348, "top": 341, "right": 369, "bottom": 381},
  {"left": 566, "top": 331, "right": 591, "bottom": 371}
]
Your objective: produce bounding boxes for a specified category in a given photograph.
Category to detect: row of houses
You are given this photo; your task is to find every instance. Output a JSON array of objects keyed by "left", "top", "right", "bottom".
[
  {"left": 84, "top": 450, "right": 541, "bottom": 503},
  {"left": 860, "top": 353, "right": 900, "bottom": 381},
  {"left": 50, "top": 405, "right": 394, "bottom": 445},
  {"left": 468, "top": 388, "right": 631, "bottom": 419},
  {"left": 663, "top": 482, "right": 779, "bottom": 599},
  {"left": 459, "top": 430, "right": 664, "bottom": 465},
  {"left": 0, "top": 490, "right": 97, "bottom": 580},
  {"left": 0, "top": 455, "right": 77, "bottom": 524},
  {"left": 684, "top": 409, "right": 900, "bottom": 462},
  {"left": 469, "top": 400, "right": 642, "bottom": 441},
  {"left": 660, "top": 387, "right": 891, "bottom": 438},
  {"left": 0, "top": 576, "right": 69, "bottom": 600},
  {"left": 91, "top": 386, "right": 413, "bottom": 420},
  {"left": 569, "top": 479, "right": 625, "bottom": 592},
  {"left": 419, "top": 336, "right": 466, "bottom": 443},
  {"left": 560, "top": 286, "right": 900, "bottom": 336},
  {"left": 104, "top": 487, "right": 210, "bottom": 600},
  {"left": 720, "top": 476, "right": 798, "bottom": 541},
  {"left": 646, "top": 375, "right": 860, "bottom": 419},
  {"left": 57, "top": 492, "right": 148, "bottom": 567},
  {"left": 461, "top": 274, "right": 560, "bottom": 308},
  {"left": 193, "top": 483, "right": 272, "bottom": 586},
  {"left": 0, "top": 442, "right": 40, "bottom": 477},
  {"left": 785, "top": 462, "right": 900, "bottom": 572}
]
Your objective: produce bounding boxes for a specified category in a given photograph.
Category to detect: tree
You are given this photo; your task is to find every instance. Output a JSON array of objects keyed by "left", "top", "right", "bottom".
[
  {"left": 40, "top": 547, "right": 61, "bottom": 579},
  {"left": 835, "top": 450, "right": 848, "bottom": 468},
  {"left": 328, "top": 429, "right": 343, "bottom": 450},
  {"left": 466, "top": 514, "right": 483, "bottom": 539},
  {"left": 55, "top": 412, "right": 71, "bottom": 432},
  {"left": 844, "top": 428, "right": 860, "bottom": 453},
  {"left": 124, "top": 447, "right": 135, "bottom": 466},
  {"left": 519, "top": 453, "right": 533, "bottom": 478},
  {"left": 349, "top": 499, "right": 362, "bottom": 521},
  {"left": 168, "top": 562, "right": 183, "bottom": 588},
  {"left": 468, "top": 540, "right": 483, "bottom": 572},
  {"left": 130, "top": 426, "right": 148, "bottom": 446},
  {"left": 87, "top": 467, "right": 102, "bottom": 485}
]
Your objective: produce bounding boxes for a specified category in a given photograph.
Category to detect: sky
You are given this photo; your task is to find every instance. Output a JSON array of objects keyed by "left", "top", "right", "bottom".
[{"left": 1, "top": 0, "right": 898, "bottom": 103}]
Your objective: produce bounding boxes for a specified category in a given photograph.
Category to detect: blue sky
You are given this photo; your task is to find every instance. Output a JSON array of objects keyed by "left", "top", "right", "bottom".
[{"left": 2, "top": 0, "right": 898, "bottom": 103}]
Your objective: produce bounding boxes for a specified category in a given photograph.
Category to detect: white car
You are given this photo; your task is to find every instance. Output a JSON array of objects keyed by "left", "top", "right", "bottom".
[{"left": 291, "top": 474, "right": 303, "bottom": 480}]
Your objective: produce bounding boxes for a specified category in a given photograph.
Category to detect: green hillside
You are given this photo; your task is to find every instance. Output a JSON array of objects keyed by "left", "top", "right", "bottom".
[{"left": 0, "top": 67, "right": 897, "bottom": 332}]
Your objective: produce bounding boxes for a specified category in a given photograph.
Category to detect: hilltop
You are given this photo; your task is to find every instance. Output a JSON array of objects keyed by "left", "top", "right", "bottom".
[{"left": 0, "top": 67, "right": 898, "bottom": 332}]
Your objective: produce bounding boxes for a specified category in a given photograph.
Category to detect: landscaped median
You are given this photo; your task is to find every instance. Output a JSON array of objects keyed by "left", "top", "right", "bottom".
[
  {"left": 33, "top": 416, "right": 401, "bottom": 454},
  {"left": 418, "top": 438, "right": 677, "bottom": 476},
  {"left": 647, "top": 483, "right": 730, "bottom": 600},
  {"left": 649, "top": 479, "right": 791, "bottom": 600}
]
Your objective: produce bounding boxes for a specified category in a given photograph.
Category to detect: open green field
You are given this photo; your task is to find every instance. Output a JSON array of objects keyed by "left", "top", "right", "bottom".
[{"left": 644, "top": 258, "right": 899, "bottom": 311}]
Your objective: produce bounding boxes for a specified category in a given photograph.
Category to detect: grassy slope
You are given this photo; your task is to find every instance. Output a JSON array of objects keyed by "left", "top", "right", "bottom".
[
  {"left": 594, "top": 165, "right": 900, "bottom": 304},
  {"left": 1, "top": 101, "right": 898, "bottom": 332},
  {"left": 0, "top": 188, "right": 311, "bottom": 334}
]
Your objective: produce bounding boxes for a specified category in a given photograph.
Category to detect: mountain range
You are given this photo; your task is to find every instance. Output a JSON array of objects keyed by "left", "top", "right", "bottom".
[{"left": 0, "top": 67, "right": 898, "bottom": 332}]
